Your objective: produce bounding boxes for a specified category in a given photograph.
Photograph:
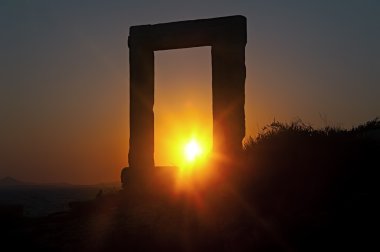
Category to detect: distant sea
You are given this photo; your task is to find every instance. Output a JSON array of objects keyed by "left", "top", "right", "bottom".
[{"left": 0, "top": 185, "right": 120, "bottom": 217}]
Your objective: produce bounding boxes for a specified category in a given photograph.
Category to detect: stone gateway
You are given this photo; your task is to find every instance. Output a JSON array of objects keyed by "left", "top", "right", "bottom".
[{"left": 128, "top": 15, "right": 247, "bottom": 173}]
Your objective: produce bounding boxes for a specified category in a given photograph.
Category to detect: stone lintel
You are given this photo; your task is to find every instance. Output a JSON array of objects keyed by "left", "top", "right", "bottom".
[{"left": 128, "top": 15, "right": 247, "bottom": 50}]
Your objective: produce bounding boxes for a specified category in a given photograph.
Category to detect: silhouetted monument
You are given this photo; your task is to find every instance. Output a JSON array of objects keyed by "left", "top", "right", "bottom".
[{"left": 127, "top": 16, "right": 247, "bottom": 176}]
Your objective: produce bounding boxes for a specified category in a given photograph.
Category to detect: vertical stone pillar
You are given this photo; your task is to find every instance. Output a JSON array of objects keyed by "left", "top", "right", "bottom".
[
  {"left": 212, "top": 42, "right": 246, "bottom": 157},
  {"left": 128, "top": 42, "right": 155, "bottom": 170}
]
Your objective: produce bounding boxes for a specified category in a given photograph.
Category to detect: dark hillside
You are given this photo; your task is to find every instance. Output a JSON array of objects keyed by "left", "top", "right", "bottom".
[{"left": 1, "top": 119, "right": 378, "bottom": 251}]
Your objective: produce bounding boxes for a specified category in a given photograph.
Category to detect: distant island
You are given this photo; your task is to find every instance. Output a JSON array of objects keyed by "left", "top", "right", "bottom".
[
  {"left": 0, "top": 176, "right": 119, "bottom": 188},
  {"left": 0, "top": 176, "right": 25, "bottom": 186}
]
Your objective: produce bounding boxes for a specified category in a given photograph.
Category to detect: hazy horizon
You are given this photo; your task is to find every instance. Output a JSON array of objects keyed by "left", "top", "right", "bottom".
[{"left": 1, "top": 0, "right": 379, "bottom": 184}]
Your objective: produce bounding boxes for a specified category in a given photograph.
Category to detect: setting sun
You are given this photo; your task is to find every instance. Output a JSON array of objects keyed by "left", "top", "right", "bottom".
[
  {"left": 184, "top": 139, "right": 202, "bottom": 162},
  {"left": 175, "top": 136, "right": 213, "bottom": 190}
]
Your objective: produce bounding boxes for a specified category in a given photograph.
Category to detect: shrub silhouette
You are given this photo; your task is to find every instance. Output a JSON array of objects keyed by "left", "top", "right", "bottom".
[{"left": 239, "top": 118, "right": 379, "bottom": 251}]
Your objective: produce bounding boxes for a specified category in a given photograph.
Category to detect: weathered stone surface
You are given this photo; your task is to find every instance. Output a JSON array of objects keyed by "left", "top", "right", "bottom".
[
  {"left": 127, "top": 16, "right": 247, "bottom": 178},
  {"left": 129, "top": 43, "right": 154, "bottom": 170}
]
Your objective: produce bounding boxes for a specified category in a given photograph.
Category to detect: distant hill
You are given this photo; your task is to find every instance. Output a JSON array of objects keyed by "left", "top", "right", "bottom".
[
  {"left": 0, "top": 177, "right": 73, "bottom": 187},
  {"left": 0, "top": 177, "right": 25, "bottom": 186},
  {"left": 0, "top": 176, "right": 119, "bottom": 189}
]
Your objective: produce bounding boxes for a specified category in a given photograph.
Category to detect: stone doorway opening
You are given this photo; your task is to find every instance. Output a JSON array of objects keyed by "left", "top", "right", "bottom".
[{"left": 154, "top": 47, "right": 212, "bottom": 167}]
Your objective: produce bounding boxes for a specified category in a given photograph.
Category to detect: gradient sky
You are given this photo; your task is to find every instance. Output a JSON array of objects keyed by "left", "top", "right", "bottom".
[{"left": 1, "top": 0, "right": 379, "bottom": 184}]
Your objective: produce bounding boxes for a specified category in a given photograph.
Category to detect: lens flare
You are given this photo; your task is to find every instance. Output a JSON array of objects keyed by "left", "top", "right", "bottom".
[{"left": 184, "top": 139, "right": 202, "bottom": 162}]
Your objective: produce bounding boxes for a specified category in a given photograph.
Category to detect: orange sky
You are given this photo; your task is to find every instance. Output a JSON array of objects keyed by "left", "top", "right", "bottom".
[
  {"left": 1, "top": 1, "right": 379, "bottom": 184},
  {"left": 154, "top": 47, "right": 213, "bottom": 166}
]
